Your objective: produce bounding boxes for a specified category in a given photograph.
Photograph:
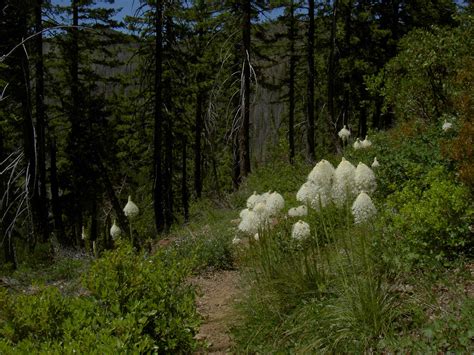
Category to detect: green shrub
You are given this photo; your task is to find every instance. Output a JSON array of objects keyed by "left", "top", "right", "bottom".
[
  {"left": 0, "top": 287, "right": 70, "bottom": 343},
  {"left": 345, "top": 121, "right": 449, "bottom": 199},
  {"left": 384, "top": 166, "right": 473, "bottom": 261},
  {"left": 0, "top": 243, "right": 200, "bottom": 353},
  {"left": 367, "top": 14, "right": 473, "bottom": 122},
  {"left": 84, "top": 242, "right": 200, "bottom": 352}
]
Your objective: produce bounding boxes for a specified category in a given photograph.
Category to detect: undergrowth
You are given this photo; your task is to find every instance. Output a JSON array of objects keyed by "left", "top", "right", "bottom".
[{"left": 231, "top": 119, "right": 473, "bottom": 353}]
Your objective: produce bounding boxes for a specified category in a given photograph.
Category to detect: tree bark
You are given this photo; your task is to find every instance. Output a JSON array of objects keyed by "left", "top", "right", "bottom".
[
  {"left": 239, "top": 0, "right": 251, "bottom": 177},
  {"left": 50, "top": 138, "right": 67, "bottom": 245},
  {"left": 164, "top": 15, "right": 174, "bottom": 232},
  {"left": 182, "top": 136, "right": 189, "bottom": 222},
  {"left": 194, "top": 89, "right": 203, "bottom": 198},
  {"left": 153, "top": 0, "right": 165, "bottom": 234},
  {"left": 328, "top": 0, "right": 339, "bottom": 151},
  {"left": 19, "top": 14, "right": 38, "bottom": 249},
  {"left": 288, "top": 0, "right": 296, "bottom": 164},
  {"left": 35, "top": 0, "right": 49, "bottom": 243},
  {"left": 306, "top": 0, "right": 316, "bottom": 162}
]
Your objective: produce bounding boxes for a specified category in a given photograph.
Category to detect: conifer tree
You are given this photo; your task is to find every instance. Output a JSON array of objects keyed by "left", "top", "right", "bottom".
[{"left": 306, "top": 0, "right": 316, "bottom": 161}]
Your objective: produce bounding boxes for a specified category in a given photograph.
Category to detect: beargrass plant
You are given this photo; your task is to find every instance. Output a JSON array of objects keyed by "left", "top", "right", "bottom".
[
  {"left": 233, "top": 182, "right": 399, "bottom": 352},
  {"left": 234, "top": 207, "right": 398, "bottom": 352}
]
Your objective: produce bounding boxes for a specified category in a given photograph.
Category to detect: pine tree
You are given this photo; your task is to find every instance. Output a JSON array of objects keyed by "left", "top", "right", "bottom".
[{"left": 306, "top": 0, "right": 316, "bottom": 161}]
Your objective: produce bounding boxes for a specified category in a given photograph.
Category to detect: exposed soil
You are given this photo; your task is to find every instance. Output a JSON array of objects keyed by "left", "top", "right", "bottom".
[{"left": 191, "top": 270, "right": 241, "bottom": 354}]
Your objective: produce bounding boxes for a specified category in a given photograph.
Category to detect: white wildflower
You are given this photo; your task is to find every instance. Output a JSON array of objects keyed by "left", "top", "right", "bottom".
[
  {"left": 239, "top": 208, "right": 251, "bottom": 219},
  {"left": 123, "top": 195, "right": 139, "bottom": 218},
  {"left": 442, "top": 120, "right": 452, "bottom": 131},
  {"left": 353, "top": 138, "right": 361, "bottom": 150},
  {"left": 296, "top": 181, "right": 318, "bottom": 205},
  {"left": 238, "top": 210, "right": 260, "bottom": 235},
  {"left": 110, "top": 220, "right": 121, "bottom": 239},
  {"left": 246, "top": 191, "right": 260, "bottom": 209},
  {"left": 254, "top": 201, "right": 270, "bottom": 224},
  {"left": 266, "top": 192, "right": 285, "bottom": 216},
  {"left": 288, "top": 205, "right": 308, "bottom": 217},
  {"left": 306, "top": 160, "right": 335, "bottom": 209},
  {"left": 254, "top": 201, "right": 267, "bottom": 215},
  {"left": 361, "top": 135, "right": 372, "bottom": 148},
  {"left": 232, "top": 237, "right": 241, "bottom": 245},
  {"left": 338, "top": 125, "right": 351, "bottom": 142},
  {"left": 291, "top": 220, "right": 311, "bottom": 241},
  {"left": 355, "top": 162, "right": 377, "bottom": 194},
  {"left": 307, "top": 159, "right": 335, "bottom": 188},
  {"left": 254, "top": 233, "right": 259, "bottom": 241},
  {"left": 371, "top": 157, "right": 380, "bottom": 168},
  {"left": 261, "top": 191, "right": 272, "bottom": 203},
  {"left": 310, "top": 187, "right": 332, "bottom": 210},
  {"left": 332, "top": 157, "right": 357, "bottom": 206},
  {"left": 352, "top": 191, "right": 377, "bottom": 224}
]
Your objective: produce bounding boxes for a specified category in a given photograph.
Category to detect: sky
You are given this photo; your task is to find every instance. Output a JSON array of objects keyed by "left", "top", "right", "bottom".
[
  {"left": 51, "top": 0, "right": 285, "bottom": 25},
  {"left": 52, "top": 0, "right": 140, "bottom": 23}
]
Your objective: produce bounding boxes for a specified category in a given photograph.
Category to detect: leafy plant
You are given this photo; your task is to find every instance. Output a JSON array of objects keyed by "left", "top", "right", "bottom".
[
  {"left": 0, "top": 243, "right": 200, "bottom": 353},
  {"left": 384, "top": 166, "right": 473, "bottom": 261}
]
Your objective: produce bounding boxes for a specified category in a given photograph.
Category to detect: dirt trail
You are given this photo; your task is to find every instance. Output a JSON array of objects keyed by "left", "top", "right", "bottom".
[{"left": 192, "top": 270, "right": 240, "bottom": 354}]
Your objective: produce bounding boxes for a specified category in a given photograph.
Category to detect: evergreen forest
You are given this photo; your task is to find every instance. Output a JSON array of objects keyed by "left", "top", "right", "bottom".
[{"left": 0, "top": 0, "right": 473, "bottom": 352}]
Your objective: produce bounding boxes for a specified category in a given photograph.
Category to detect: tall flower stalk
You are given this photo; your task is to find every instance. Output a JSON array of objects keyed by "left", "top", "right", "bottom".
[{"left": 123, "top": 195, "right": 139, "bottom": 245}]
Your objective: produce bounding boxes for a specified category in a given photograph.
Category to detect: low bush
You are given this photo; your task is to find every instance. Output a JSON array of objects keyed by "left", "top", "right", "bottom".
[
  {"left": 0, "top": 243, "right": 200, "bottom": 353},
  {"left": 384, "top": 166, "right": 473, "bottom": 261}
]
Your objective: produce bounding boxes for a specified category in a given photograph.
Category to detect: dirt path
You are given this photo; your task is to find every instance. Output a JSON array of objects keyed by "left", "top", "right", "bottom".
[{"left": 192, "top": 270, "right": 240, "bottom": 354}]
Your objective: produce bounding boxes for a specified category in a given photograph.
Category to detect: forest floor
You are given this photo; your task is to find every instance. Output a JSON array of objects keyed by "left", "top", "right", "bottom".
[{"left": 191, "top": 269, "right": 241, "bottom": 354}]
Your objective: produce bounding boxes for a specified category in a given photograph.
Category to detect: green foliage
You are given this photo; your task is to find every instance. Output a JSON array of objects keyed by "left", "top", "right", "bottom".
[
  {"left": 345, "top": 122, "right": 449, "bottom": 199},
  {"left": 379, "top": 283, "right": 474, "bottom": 353},
  {"left": 0, "top": 243, "right": 200, "bottom": 353},
  {"left": 367, "top": 13, "right": 473, "bottom": 122},
  {"left": 384, "top": 166, "right": 473, "bottom": 261},
  {"left": 0, "top": 287, "right": 70, "bottom": 343},
  {"left": 84, "top": 243, "right": 200, "bottom": 352}
]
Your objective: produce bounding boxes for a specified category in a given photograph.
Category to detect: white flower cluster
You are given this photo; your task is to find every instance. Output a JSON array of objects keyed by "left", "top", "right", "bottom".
[
  {"left": 238, "top": 191, "right": 285, "bottom": 235},
  {"left": 353, "top": 135, "right": 372, "bottom": 150},
  {"left": 371, "top": 157, "right": 380, "bottom": 168},
  {"left": 288, "top": 205, "right": 308, "bottom": 217},
  {"left": 235, "top": 156, "right": 379, "bottom": 246},
  {"left": 297, "top": 159, "right": 335, "bottom": 210},
  {"left": 332, "top": 157, "right": 357, "bottom": 206},
  {"left": 123, "top": 195, "right": 139, "bottom": 218},
  {"left": 110, "top": 220, "right": 121, "bottom": 239},
  {"left": 355, "top": 162, "right": 377, "bottom": 195},
  {"left": 351, "top": 191, "right": 377, "bottom": 224},
  {"left": 291, "top": 220, "right": 311, "bottom": 240},
  {"left": 442, "top": 119, "right": 453, "bottom": 131},
  {"left": 292, "top": 157, "right": 378, "bottom": 225},
  {"left": 338, "top": 125, "right": 351, "bottom": 142}
]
